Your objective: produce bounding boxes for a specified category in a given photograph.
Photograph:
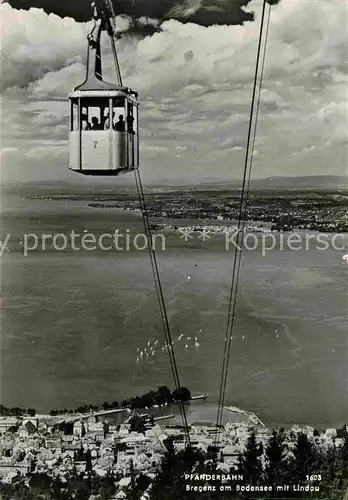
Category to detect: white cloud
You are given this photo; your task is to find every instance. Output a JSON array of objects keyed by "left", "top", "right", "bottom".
[
  {"left": 0, "top": 147, "right": 18, "bottom": 154},
  {"left": 0, "top": 5, "right": 88, "bottom": 91},
  {"left": 0, "top": 0, "right": 347, "bottom": 184},
  {"left": 25, "top": 144, "right": 67, "bottom": 160},
  {"left": 29, "top": 63, "right": 86, "bottom": 100}
]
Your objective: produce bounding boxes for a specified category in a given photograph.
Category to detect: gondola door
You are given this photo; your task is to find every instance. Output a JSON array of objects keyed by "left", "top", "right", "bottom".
[{"left": 80, "top": 97, "right": 110, "bottom": 173}]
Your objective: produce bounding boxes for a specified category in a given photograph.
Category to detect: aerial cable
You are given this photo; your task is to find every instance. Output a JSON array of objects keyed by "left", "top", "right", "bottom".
[
  {"left": 215, "top": 0, "right": 271, "bottom": 439},
  {"left": 215, "top": 0, "right": 272, "bottom": 443},
  {"left": 215, "top": 0, "right": 271, "bottom": 440},
  {"left": 245, "top": 3, "right": 272, "bottom": 200},
  {"left": 133, "top": 168, "right": 191, "bottom": 445},
  {"left": 104, "top": 0, "right": 123, "bottom": 86},
  {"left": 97, "top": 0, "right": 190, "bottom": 444},
  {"left": 110, "top": 32, "right": 123, "bottom": 86},
  {"left": 73, "top": 0, "right": 190, "bottom": 442}
]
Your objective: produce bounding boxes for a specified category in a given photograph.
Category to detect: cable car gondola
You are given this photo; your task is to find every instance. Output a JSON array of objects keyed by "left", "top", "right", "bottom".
[{"left": 68, "top": 0, "right": 139, "bottom": 176}]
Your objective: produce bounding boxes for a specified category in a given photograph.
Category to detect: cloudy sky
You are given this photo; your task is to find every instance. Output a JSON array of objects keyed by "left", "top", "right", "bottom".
[
  {"left": 0, "top": 0, "right": 347, "bottom": 186},
  {"left": 6, "top": 0, "right": 261, "bottom": 26}
]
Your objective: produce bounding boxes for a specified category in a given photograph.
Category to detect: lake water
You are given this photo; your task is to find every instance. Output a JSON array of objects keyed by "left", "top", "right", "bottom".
[{"left": 0, "top": 194, "right": 347, "bottom": 428}]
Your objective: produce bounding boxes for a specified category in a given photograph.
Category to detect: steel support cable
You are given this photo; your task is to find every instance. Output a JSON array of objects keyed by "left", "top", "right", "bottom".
[
  {"left": 215, "top": 0, "right": 272, "bottom": 443},
  {"left": 132, "top": 170, "right": 181, "bottom": 395},
  {"left": 215, "top": 2, "right": 271, "bottom": 440},
  {"left": 91, "top": 0, "right": 189, "bottom": 442},
  {"left": 245, "top": 5, "right": 272, "bottom": 200},
  {"left": 217, "top": 5, "right": 272, "bottom": 432},
  {"left": 104, "top": 0, "right": 190, "bottom": 443},
  {"left": 215, "top": 1, "right": 271, "bottom": 440},
  {"left": 105, "top": 0, "right": 123, "bottom": 86},
  {"left": 133, "top": 167, "right": 191, "bottom": 446},
  {"left": 110, "top": 36, "right": 123, "bottom": 87}
]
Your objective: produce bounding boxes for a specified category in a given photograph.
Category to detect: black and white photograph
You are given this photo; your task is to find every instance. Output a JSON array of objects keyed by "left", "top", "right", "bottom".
[{"left": 0, "top": 0, "right": 347, "bottom": 498}]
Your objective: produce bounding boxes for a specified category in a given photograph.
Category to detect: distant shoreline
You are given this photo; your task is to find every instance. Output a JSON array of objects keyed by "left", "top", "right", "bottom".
[
  {"left": 1, "top": 401, "right": 345, "bottom": 431},
  {"left": 3, "top": 174, "right": 348, "bottom": 192},
  {"left": 10, "top": 184, "right": 347, "bottom": 234}
]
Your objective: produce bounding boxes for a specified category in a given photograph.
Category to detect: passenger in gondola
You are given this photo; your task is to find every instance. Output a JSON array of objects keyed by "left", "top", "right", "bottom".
[
  {"left": 91, "top": 116, "right": 102, "bottom": 130},
  {"left": 81, "top": 113, "right": 91, "bottom": 130},
  {"left": 115, "top": 115, "right": 126, "bottom": 131},
  {"left": 127, "top": 113, "right": 135, "bottom": 134},
  {"left": 104, "top": 111, "right": 116, "bottom": 130}
]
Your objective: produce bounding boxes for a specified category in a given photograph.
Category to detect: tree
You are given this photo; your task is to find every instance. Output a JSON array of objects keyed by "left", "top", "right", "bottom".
[
  {"left": 340, "top": 433, "right": 348, "bottom": 466},
  {"left": 58, "top": 421, "right": 74, "bottom": 435},
  {"left": 67, "top": 472, "right": 89, "bottom": 498},
  {"left": 103, "top": 421, "right": 109, "bottom": 438},
  {"left": 320, "top": 445, "right": 343, "bottom": 497},
  {"left": 130, "top": 396, "right": 142, "bottom": 410},
  {"left": 10, "top": 407, "right": 23, "bottom": 416},
  {"left": 150, "top": 447, "right": 193, "bottom": 500},
  {"left": 150, "top": 447, "right": 212, "bottom": 500},
  {"left": 291, "top": 432, "right": 320, "bottom": 481},
  {"left": 75, "top": 481, "right": 90, "bottom": 500},
  {"left": 6, "top": 425, "right": 19, "bottom": 433},
  {"left": 127, "top": 459, "right": 142, "bottom": 500},
  {"left": 139, "top": 391, "right": 157, "bottom": 409},
  {"left": 2, "top": 481, "right": 36, "bottom": 500},
  {"left": 258, "top": 441, "right": 264, "bottom": 456},
  {"left": 29, "top": 472, "right": 52, "bottom": 490},
  {"left": 85, "top": 449, "right": 92, "bottom": 473},
  {"left": 337, "top": 425, "right": 348, "bottom": 439},
  {"left": 157, "top": 385, "right": 172, "bottom": 404},
  {"left": 265, "top": 430, "right": 288, "bottom": 485},
  {"left": 129, "top": 415, "right": 146, "bottom": 434},
  {"left": 136, "top": 473, "right": 151, "bottom": 494},
  {"left": 163, "top": 437, "right": 174, "bottom": 453},
  {"left": 239, "top": 432, "right": 263, "bottom": 484},
  {"left": 75, "top": 446, "right": 85, "bottom": 462},
  {"left": 171, "top": 387, "right": 191, "bottom": 402},
  {"left": 50, "top": 477, "right": 69, "bottom": 499},
  {"left": 337, "top": 433, "right": 348, "bottom": 494}
]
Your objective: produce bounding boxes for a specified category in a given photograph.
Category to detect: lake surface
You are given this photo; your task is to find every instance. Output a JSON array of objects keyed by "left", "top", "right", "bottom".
[{"left": 0, "top": 194, "right": 347, "bottom": 428}]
